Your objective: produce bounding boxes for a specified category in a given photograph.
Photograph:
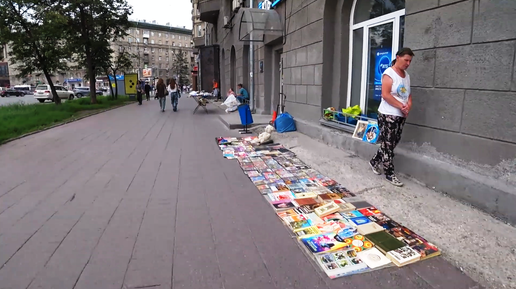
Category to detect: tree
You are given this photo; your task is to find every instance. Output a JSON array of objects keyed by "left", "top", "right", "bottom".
[
  {"left": 171, "top": 50, "right": 190, "bottom": 87},
  {"left": 0, "top": 0, "right": 71, "bottom": 104},
  {"left": 62, "top": 0, "right": 132, "bottom": 104}
]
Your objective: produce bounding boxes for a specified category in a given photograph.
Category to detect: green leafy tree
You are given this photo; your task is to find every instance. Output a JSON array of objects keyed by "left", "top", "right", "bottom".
[
  {"left": 171, "top": 50, "right": 190, "bottom": 87},
  {"left": 0, "top": 0, "right": 71, "bottom": 104},
  {"left": 62, "top": 0, "right": 132, "bottom": 104}
]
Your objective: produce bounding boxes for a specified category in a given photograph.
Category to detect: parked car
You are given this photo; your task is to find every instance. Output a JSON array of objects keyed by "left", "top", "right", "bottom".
[
  {"left": 13, "top": 85, "right": 33, "bottom": 95},
  {"left": 73, "top": 87, "right": 103, "bottom": 98},
  {"left": 1, "top": 88, "right": 25, "bottom": 97},
  {"left": 34, "top": 85, "right": 75, "bottom": 103}
]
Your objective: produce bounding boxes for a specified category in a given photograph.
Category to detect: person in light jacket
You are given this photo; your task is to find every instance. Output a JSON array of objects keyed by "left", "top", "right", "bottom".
[{"left": 167, "top": 78, "right": 179, "bottom": 112}]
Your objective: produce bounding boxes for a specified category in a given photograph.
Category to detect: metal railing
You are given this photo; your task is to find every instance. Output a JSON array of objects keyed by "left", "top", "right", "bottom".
[{"left": 322, "top": 108, "right": 378, "bottom": 130}]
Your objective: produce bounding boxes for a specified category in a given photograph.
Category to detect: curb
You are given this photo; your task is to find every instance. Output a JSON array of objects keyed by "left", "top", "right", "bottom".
[
  {"left": 217, "top": 114, "right": 271, "bottom": 130},
  {"left": 0, "top": 102, "right": 135, "bottom": 146}
]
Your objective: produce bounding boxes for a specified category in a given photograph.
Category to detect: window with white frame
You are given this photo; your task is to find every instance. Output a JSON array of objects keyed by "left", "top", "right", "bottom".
[
  {"left": 151, "top": 39, "right": 155, "bottom": 44},
  {"left": 347, "top": 0, "right": 405, "bottom": 118}
]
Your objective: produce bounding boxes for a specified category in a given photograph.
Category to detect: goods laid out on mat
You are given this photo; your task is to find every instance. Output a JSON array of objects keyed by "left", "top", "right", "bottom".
[{"left": 216, "top": 136, "right": 441, "bottom": 279}]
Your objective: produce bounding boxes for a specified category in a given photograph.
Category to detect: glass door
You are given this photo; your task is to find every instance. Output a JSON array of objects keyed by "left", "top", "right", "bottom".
[{"left": 362, "top": 20, "right": 395, "bottom": 118}]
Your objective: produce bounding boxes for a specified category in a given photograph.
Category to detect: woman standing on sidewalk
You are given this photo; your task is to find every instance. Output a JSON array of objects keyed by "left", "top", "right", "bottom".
[
  {"left": 156, "top": 78, "right": 167, "bottom": 112},
  {"left": 167, "top": 78, "right": 179, "bottom": 112},
  {"left": 369, "top": 48, "right": 415, "bottom": 187}
]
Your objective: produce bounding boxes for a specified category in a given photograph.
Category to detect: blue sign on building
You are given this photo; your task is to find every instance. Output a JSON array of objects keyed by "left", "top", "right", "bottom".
[
  {"left": 373, "top": 48, "right": 391, "bottom": 101},
  {"left": 258, "top": 0, "right": 283, "bottom": 9},
  {"left": 108, "top": 75, "right": 125, "bottom": 81}
]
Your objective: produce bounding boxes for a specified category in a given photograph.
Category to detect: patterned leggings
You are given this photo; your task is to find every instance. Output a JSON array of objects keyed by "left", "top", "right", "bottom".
[{"left": 370, "top": 113, "right": 406, "bottom": 176}]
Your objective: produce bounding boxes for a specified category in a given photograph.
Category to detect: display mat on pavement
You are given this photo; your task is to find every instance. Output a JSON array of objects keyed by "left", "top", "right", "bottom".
[{"left": 216, "top": 136, "right": 441, "bottom": 279}]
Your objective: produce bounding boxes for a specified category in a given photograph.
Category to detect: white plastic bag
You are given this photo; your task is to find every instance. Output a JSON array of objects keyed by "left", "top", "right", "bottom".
[
  {"left": 223, "top": 94, "right": 240, "bottom": 113},
  {"left": 223, "top": 94, "right": 240, "bottom": 107}
]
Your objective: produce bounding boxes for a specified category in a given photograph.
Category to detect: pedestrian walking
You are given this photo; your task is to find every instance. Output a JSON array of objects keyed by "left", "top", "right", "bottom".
[
  {"left": 136, "top": 80, "right": 143, "bottom": 105},
  {"left": 156, "top": 78, "right": 167, "bottom": 112},
  {"left": 369, "top": 47, "right": 415, "bottom": 187},
  {"left": 167, "top": 78, "right": 179, "bottom": 112},
  {"left": 144, "top": 82, "right": 151, "bottom": 101}
]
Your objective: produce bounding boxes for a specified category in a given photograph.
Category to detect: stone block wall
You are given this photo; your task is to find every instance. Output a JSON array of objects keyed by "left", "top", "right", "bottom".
[
  {"left": 404, "top": 0, "right": 516, "bottom": 166},
  {"left": 281, "top": 0, "right": 325, "bottom": 122}
]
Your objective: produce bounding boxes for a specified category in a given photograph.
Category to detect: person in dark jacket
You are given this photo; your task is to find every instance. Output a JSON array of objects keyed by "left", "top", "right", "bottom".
[
  {"left": 144, "top": 82, "right": 151, "bottom": 101},
  {"left": 136, "top": 80, "right": 143, "bottom": 105},
  {"left": 155, "top": 78, "right": 167, "bottom": 112}
]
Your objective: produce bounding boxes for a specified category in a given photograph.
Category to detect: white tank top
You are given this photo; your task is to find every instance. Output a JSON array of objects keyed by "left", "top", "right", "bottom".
[{"left": 378, "top": 67, "right": 411, "bottom": 117}]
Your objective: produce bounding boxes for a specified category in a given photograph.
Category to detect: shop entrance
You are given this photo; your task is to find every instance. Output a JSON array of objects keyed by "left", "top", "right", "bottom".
[
  {"left": 347, "top": 0, "right": 405, "bottom": 118},
  {"left": 271, "top": 49, "right": 283, "bottom": 115}
]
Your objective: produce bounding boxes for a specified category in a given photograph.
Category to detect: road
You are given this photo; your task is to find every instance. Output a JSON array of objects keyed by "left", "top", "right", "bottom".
[
  {"left": 0, "top": 93, "right": 41, "bottom": 106},
  {"left": 0, "top": 98, "right": 482, "bottom": 289}
]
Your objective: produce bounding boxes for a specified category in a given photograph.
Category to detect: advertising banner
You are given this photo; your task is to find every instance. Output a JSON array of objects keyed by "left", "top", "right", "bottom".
[
  {"left": 374, "top": 48, "right": 391, "bottom": 101},
  {"left": 124, "top": 73, "right": 138, "bottom": 95},
  {"left": 142, "top": 68, "right": 152, "bottom": 78}
]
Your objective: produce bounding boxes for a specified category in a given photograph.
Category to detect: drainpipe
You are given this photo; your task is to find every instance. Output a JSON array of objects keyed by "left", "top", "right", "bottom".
[{"left": 249, "top": 0, "right": 255, "bottom": 112}]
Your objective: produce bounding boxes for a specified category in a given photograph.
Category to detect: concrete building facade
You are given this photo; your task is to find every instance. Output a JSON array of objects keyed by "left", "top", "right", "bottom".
[
  {"left": 199, "top": 0, "right": 516, "bottom": 222},
  {"left": 117, "top": 21, "right": 194, "bottom": 83}
]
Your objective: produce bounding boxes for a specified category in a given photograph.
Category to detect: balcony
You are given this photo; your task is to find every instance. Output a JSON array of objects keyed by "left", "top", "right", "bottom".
[
  {"left": 198, "top": 0, "right": 219, "bottom": 24},
  {"left": 193, "top": 36, "right": 205, "bottom": 48}
]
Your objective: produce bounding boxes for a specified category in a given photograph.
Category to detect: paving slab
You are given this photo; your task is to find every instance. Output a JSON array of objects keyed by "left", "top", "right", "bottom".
[{"left": 0, "top": 97, "right": 484, "bottom": 289}]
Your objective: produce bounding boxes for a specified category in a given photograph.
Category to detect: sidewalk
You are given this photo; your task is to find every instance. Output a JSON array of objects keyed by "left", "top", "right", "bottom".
[{"left": 0, "top": 97, "right": 484, "bottom": 289}]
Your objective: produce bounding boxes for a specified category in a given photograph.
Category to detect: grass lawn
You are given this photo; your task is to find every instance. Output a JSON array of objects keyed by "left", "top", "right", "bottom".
[{"left": 0, "top": 95, "right": 134, "bottom": 144}]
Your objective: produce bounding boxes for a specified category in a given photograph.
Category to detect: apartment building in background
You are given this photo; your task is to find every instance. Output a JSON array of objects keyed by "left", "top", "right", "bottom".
[
  {"left": 5, "top": 21, "right": 193, "bottom": 88},
  {"left": 0, "top": 45, "right": 10, "bottom": 87},
  {"left": 120, "top": 20, "right": 194, "bottom": 82}
]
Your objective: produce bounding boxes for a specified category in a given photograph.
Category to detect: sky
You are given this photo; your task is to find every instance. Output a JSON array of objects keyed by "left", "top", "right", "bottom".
[{"left": 126, "top": 0, "right": 193, "bottom": 30}]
